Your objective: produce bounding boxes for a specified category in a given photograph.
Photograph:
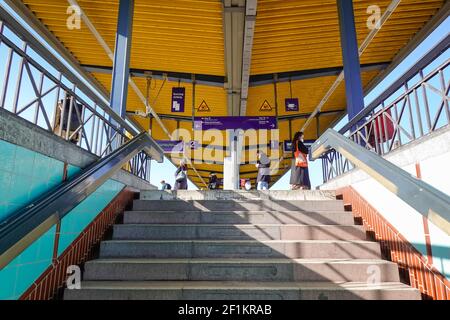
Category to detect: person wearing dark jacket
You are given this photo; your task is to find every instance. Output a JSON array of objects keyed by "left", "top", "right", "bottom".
[
  {"left": 256, "top": 150, "right": 271, "bottom": 190},
  {"left": 208, "top": 173, "right": 218, "bottom": 190},
  {"left": 160, "top": 180, "right": 172, "bottom": 191},
  {"left": 290, "top": 132, "right": 311, "bottom": 190},
  {"left": 174, "top": 160, "right": 188, "bottom": 190}
]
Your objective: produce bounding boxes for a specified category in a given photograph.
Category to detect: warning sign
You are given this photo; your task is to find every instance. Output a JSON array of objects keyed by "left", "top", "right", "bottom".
[
  {"left": 260, "top": 100, "right": 273, "bottom": 112},
  {"left": 197, "top": 100, "right": 211, "bottom": 112}
]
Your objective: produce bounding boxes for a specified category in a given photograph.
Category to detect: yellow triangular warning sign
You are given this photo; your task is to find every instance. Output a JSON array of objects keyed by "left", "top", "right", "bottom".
[
  {"left": 197, "top": 100, "right": 211, "bottom": 112},
  {"left": 260, "top": 100, "right": 272, "bottom": 112}
]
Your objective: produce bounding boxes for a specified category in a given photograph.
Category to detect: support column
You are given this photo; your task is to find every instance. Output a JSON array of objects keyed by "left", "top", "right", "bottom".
[
  {"left": 110, "top": 0, "right": 134, "bottom": 120},
  {"left": 224, "top": 130, "right": 241, "bottom": 190},
  {"left": 337, "top": 0, "right": 365, "bottom": 122}
]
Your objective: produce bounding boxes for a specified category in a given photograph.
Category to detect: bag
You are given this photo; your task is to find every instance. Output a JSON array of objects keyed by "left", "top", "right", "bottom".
[
  {"left": 294, "top": 143, "right": 308, "bottom": 168},
  {"left": 176, "top": 170, "right": 186, "bottom": 182},
  {"left": 209, "top": 182, "right": 217, "bottom": 190}
]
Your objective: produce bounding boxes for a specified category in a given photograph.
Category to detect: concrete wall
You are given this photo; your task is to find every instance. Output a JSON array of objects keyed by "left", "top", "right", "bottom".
[{"left": 320, "top": 126, "right": 450, "bottom": 279}]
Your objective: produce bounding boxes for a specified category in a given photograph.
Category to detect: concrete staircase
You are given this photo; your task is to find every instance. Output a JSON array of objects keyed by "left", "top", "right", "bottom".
[{"left": 64, "top": 190, "right": 421, "bottom": 300}]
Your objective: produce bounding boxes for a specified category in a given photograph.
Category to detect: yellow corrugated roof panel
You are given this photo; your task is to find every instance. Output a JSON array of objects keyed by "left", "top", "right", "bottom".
[
  {"left": 251, "top": 0, "right": 443, "bottom": 74},
  {"left": 22, "top": 0, "right": 225, "bottom": 75}
]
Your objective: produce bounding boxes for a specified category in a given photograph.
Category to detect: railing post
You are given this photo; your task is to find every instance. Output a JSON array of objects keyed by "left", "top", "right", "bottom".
[{"left": 110, "top": 0, "right": 135, "bottom": 149}]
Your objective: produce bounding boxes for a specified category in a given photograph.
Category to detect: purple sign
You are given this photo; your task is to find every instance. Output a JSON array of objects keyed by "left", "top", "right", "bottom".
[
  {"left": 285, "top": 98, "right": 299, "bottom": 112},
  {"left": 284, "top": 139, "right": 315, "bottom": 153},
  {"left": 157, "top": 140, "right": 184, "bottom": 154},
  {"left": 283, "top": 140, "right": 294, "bottom": 153},
  {"left": 171, "top": 87, "right": 185, "bottom": 113},
  {"left": 194, "top": 116, "right": 277, "bottom": 131}
]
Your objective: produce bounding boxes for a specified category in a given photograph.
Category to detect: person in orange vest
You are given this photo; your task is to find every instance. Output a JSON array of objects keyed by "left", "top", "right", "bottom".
[{"left": 290, "top": 131, "right": 311, "bottom": 190}]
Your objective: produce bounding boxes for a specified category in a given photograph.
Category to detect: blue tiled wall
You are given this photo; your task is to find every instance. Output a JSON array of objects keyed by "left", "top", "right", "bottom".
[
  {"left": 0, "top": 140, "right": 64, "bottom": 222},
  {"left": 0, "top": 139, "right": 125, "bottom": 299},
  {"left": 57, "top": 179, "right": 124, "bottom": 256},
  {"left": 0, "top": 226, "right": 56, "bottom": 300}
]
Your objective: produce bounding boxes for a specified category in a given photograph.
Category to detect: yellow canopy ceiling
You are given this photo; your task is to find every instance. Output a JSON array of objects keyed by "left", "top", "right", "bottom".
[{"left": 19, "top": 0, "right": 445, "bottom": 188}]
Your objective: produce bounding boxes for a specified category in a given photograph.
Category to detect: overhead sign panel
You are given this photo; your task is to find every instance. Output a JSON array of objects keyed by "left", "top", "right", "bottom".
[
  {"left": 285, "top": 98, "right": 299, "bottom": 112},
  {"left": 171, "top": 87, "right": 185, "bottom": 113},
  {"left": 283, "top": 139, "right": 316, "bottom": 153},
  {"left": 157, "top": 140, "right": 184, "bottom": 154},
  {"left": 283, "top": 140, "right": 294, "bottom": 153},
  {"left": 194, "top": 116, "right": 278, "bottom": 131}
]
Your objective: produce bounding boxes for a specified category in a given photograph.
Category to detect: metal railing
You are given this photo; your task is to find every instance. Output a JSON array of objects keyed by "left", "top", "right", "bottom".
[
  {"left": 0, "top": 132, "right": 163, "bottom": 270},
  {"left": 349, "top": 59, "right": 449, "bottom": 155},
  {"left": 311, "top": 129, "right": 450, "bottom": 236},
  {"left": 0, "top": 10, "right": 152, "bottom": 181},
  {"left": 320, "top": 36, "right": 449, "bottom": 182}
]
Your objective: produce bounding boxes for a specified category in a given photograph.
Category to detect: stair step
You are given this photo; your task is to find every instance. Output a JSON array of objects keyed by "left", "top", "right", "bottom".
[
  {"left": 140, "top": 190, "right": 336, "bottom": 201},
  {"left": 64, "top": 281, "right": 421, "bottom": 300},
  {"left": 132, "top": 200, "right": 345, "bottom": 212},
  {"left": 83, "top": 259, "right": 400, "bottom": 282},
  {"left": 99, "top": 240, "right": 382, "bottom": 259},
  {"left": 112, "top": 224, "right": 367, "bottom": 241},
  {"left": 123, "top": 210, "right": 355, "bottom": 225}
]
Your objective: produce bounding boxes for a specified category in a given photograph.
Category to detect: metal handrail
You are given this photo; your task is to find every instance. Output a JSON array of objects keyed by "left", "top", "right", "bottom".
[
  {"left": 0, "top": 132, "right": 163, "bottom": 269},
  {"left": 311, "top": 129, "right": 450, "bottom": 236},
  {"left": 0, "top": 6, "right": 138, "bottom": 137}
]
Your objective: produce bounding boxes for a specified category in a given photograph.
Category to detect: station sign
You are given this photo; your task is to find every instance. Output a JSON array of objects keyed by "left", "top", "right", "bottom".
[
  {"left": 171, "top": 87, "right": 185, "bottom": 113},
  {"left": 157, "top": 140, "right": 184, "bottom": 154},
  {"left": 285, "top": 98, "right": 299, "bottom": 112},
  {"left": 194, "top": 116, "right": 278, "bottom": 131},
  {"left": 284, "top": 139, "right": 316, "bottom": 153},
  {"left": 283, "top": 140, "right": 294, "bottom": 153}
]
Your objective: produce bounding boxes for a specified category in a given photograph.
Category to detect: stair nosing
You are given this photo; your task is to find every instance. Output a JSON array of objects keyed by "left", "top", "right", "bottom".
[
  {"left": 101, "top": 239, "right": 377, "bottom": 244},
  {"left": 66, "top": 281, "right": 419, "bottom": 291},
  {"left": 85, "top": 258, "right": 396, "bottom": 264},
  {"left": 115, "top": 224, "right": 363, "bottom": 227}
]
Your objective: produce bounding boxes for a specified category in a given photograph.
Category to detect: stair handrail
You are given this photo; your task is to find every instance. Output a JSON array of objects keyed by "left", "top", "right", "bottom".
[
  {"left": 310, "top": 129, "right": 450, "bottom": 236},
  {"left": 0, "top": 132, "right": 163, "bottom": 269}
]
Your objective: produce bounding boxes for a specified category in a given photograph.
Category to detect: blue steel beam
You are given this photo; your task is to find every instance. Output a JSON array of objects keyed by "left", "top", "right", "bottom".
[
  {"left": 110, "top": 0, "right": 134, "bottom": 119},
  {"left": 336, "top": 0, "right": 365, "bottom": 122}
]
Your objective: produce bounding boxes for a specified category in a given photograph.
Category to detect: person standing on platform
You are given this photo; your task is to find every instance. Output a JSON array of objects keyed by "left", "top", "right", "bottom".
[
  {"left": 208, "top": 173, "right": 218, "bottom": 190},
  {"left": 290, "top": 132, "right": 311, "bottom": 190},
  {"left": 256, "top": 150, "right": 271, "bottom": 191},
  {"left": 174, "top": 160, "right": 188, "bottom": 190},
  {"left": 160, "top": 180, "right": 172, "bottom": 191}
]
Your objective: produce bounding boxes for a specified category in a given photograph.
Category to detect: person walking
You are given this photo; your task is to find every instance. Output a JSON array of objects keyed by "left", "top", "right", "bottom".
[
  {"left": 290, "top": 132, "right": 311, "bottom": 190},
  {"left": 256, "top": 150, "right": 271, "bottom": 191},
  {"left": 160, "top": 180, "right": 172, "bottom": 191},
  {"left": 174, "top": 160, "right": 188, "bottom": 190}
]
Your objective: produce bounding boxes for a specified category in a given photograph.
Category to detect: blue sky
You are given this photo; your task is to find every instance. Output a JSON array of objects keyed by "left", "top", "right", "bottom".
[{"left": 1, "top": 1, "right": 448, "bottom": 190}]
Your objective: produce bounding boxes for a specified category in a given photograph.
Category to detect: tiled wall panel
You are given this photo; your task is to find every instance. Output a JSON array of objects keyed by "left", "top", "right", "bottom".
[{"left": 0, "top": 139, "right": 124, "bottom": 299}]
